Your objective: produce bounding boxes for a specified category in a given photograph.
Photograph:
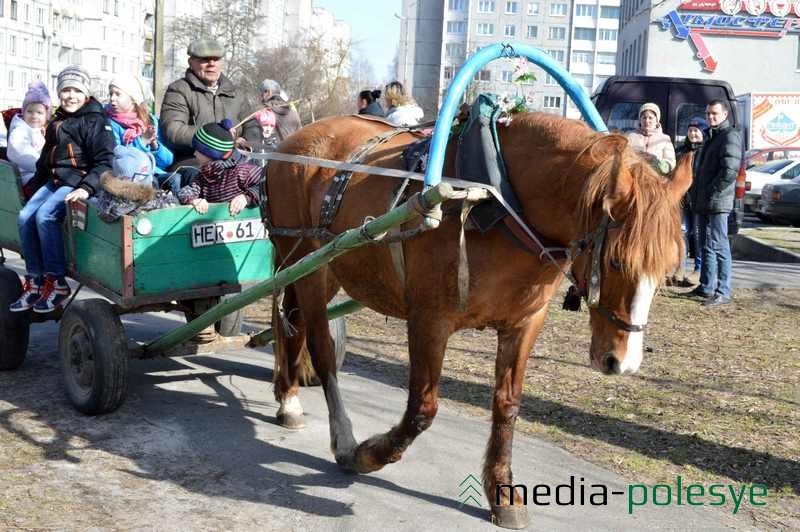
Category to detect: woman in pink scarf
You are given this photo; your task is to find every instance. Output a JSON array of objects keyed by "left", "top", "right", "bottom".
[
  {"left": 105, "top": 75, "right": 173, "bottom": 173},
  {"left": 626, "top": 102, "right": 676, "bottom": 176}
]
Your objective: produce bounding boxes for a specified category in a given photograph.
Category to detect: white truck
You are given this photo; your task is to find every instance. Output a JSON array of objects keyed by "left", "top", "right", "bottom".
[{"left": 737, "top": 92, "right": 800, "bottom": 151}]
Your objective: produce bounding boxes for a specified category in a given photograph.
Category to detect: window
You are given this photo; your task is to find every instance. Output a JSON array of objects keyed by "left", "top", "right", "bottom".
[
  {"left": 102, "top": 26, "right": 107, "bottom": 40},
  {"left": 21, "top": 71, "right": 27, "bottom": 88},
  {"left": 103, "top": 0, "right": 109, "bottom": 13},
  {"left": 546, "top": 49, "right": 565, "bottom": 63},
  {"left": 599, "top": 29, "right": 618, "bottom": 40},
  {"left": 548, "top": 26, "right": 565, "bottom": 40},
  {"left": 572, "top": 50, "right": 594, "bottom": 64},
  {"left": 37, "top": 6, "right": 44, "bottom": 25},
  {"left": 448, "top": 0, "right": 466, "bottom": 9},
  {"left": 0, "top": 32, "right": 4, "bottom": 51},
  {"left": 574, "top": 27, "right": 596, "bottom": 40},
  {"left": 35, "top": 39, "right": 43, "bottom": 58},
  {"left": 505, "top": 1, "right": 518, "bottom": 13},
  {"left": 549, "top": 3, "right": 567, "bottom": 16},
  {"left": 112, "top": 56, "right": 117, "bottom": 73},
  {"left": 501, "top": 70, "right": 513, "bottom": 82},
  {"left": 597, "top": 52, "right": 616, "bottom": 64},
  {"left": 8, "top": 70, "right": 14, "bottom": 90},
  {"left": 114, "top": 0, "right": 119, "bottom": 16},
  {"left": 607, "top": 102, "right": 643, "bottom": 133},
  {"left": 545, "top": 74, "right": 558, "bottom": 85},
  {"left": 0, "top": 0, "right": 4, "bottom": 18},
  {"left": 101, "top": 55, "right": 108, "bottom": 71},
  {"left": 543, "top": 95, "right": 561, "bottom": 109},
  {"left": 22, "top": 37, "right": 28, "bottom": 57},
  {"left": 478, "top": 0, "right": 495, "bottom": 12},
  {"left": 10, "top": 0, "right": 17, "bottom": 19},
  {"left": 600, "top": 6, "right": 620, "bottom": 18},
  {"left": 575, "top": 4, "right": 596, "bottom": 17},
  {"left": 24, "top": 2, "right": 29, "bottom": 21},
  {"left": 573, "top": 73, "right": 592, "bottom": 87},
  {"left": 527, "top": 2, "right": 539, "bottom": 15},
  {"left": 72, "top": 48, "right": 81, "bottom": 64},
  {"left": 447, "top": 21, "right": 466, "bottom": 33},
  {"left": 474, "top": 69, "right": 491, "bottom": 81},
  {"left": 446, "top": 42, "right": 465, "bottom": 57},
  {"left": 9, "top": 34, "right": 16, "bottom": 55},
  {"left": 526, "top": 25, "right": 537, "bottom": 38},
  {"left": 505, "top": 24, "right": 516, "bottom": 37},
  {"left": 444, "top": 66, "right": 455, "bottom": 79},
  {"left": 477, "top": 22, "right": 494, "bottom": 35}
]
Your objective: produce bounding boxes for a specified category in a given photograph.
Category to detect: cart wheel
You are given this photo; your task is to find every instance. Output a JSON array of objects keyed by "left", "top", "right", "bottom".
[
  {"left": 301, "top": 316, "right": 347, "bottom": 387},
  {"left": 183, "top": 296, "right": 244, "bottom": 337},
  {"left": 58, "top": 299, "right": 128, "bottom": 415},
  {"left": 0, "top": 267, "right": 30, "bottom": 370},
  {"left": 216, "top": 294, "right": 243, "bottom": 337}
]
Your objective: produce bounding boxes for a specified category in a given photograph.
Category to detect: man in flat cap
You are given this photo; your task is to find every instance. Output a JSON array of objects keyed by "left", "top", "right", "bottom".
[{"left": 159, "top": 38, "right": 260, "bottom": 166}]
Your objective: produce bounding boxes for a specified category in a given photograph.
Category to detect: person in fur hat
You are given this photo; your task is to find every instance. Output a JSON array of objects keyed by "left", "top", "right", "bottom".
[
  {"left": 7, "top": 80, "right": 52, "bottom": 198},
  {"left": 177, "top": 119, "right": 262, "bottom": 215}
]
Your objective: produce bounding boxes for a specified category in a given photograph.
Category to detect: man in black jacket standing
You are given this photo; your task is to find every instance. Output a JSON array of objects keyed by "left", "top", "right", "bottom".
[{"left": 689, "top": 100, "right": 742, "bottom": 307}]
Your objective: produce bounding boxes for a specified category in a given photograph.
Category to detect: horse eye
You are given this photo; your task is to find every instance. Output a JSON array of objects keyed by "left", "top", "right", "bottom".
[{"left": 610, "top": 259, "right": 622, "bottom": 271}]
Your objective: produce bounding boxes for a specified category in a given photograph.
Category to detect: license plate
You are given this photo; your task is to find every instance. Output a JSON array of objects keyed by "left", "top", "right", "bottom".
[{"left": 191, "top": 218, "right": 267, "bottom": 248}]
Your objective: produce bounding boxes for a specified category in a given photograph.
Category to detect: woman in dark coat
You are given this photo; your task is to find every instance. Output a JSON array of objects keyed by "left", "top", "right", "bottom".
[{"left": 357, "top": 89, "right": 385, "bottom": 118}]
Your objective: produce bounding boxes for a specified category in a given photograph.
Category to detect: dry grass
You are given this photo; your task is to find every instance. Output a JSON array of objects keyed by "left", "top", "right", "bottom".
[{"left": 247, "top": 285, "right": 800, "bottom": 529}]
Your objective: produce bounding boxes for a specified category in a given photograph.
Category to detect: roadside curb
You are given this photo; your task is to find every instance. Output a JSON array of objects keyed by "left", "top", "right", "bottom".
[{"left": 732, "top": 233, "right": 800, "bottom": 263}]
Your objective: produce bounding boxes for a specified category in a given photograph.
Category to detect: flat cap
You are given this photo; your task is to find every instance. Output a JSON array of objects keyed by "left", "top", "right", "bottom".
[{"left": 187, "top": 38, "right": 225, "bottom": 58}]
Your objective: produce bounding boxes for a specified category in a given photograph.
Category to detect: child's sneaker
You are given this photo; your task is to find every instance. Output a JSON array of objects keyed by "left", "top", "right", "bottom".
[
  {"left": 9, "top": 276, "right": 42, "bottom": 312},
  {"left": 32, "top": 275, "right": 71, "bottom": 313}
]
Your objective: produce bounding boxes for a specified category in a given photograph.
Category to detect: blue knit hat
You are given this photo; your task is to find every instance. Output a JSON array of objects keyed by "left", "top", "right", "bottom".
[
  {"left": 192, "top": 118, "right": 234, "bottom": 160},
  {"left": 687, "top": 116, "right": 708, "bottom": 133},
  {"left": 112, "top": 145, "right": 155, "bottom": 186}
]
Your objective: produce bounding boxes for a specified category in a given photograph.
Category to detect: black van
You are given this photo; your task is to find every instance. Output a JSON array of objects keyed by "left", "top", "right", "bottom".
[
  {"left": 591, "top": 75, "right": 742, "bottom": 233},
  {"left": 591, "top": 75, "right": 739, "bottom": 144}
]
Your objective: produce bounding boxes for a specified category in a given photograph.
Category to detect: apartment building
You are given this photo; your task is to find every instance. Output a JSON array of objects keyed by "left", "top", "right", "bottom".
[
  {"left": 400, "top": 0, "right": 620, "bottom": 117},
  {"left": 0, "top": 0, "right": 52, "bottom": 109}
]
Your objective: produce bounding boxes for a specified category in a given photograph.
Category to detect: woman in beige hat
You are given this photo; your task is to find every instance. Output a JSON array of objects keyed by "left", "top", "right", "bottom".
[{"left": 626, "top": 102, "right": 676, "bottom": 176}]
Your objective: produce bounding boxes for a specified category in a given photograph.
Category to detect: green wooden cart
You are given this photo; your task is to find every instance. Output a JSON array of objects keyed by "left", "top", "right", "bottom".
[{"left": 0, "top": 161, "right": 347, "bottom": 414}]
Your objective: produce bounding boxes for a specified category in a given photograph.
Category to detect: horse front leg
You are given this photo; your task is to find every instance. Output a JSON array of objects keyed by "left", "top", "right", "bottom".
[
  {"left": 342, "top": 313, "right": 451, "bottom": 474},
  {"left": 484, "top": 313, "right": 546, "bottom": 530},
  {"left": 273, "top": 284, "right": 308, "bottom": 429}
]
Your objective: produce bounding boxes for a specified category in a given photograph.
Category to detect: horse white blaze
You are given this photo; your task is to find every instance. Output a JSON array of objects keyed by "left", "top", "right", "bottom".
[{"left": 621, "top": 276, "right": 657, "bottom": 374}]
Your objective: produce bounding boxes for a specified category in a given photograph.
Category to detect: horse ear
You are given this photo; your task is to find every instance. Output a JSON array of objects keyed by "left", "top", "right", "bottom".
[
  {"left": 593, "top": 135, "right": 633, "bottom": 220},
  {"left": 668, "top": 152, "right": 693, "bottom": 203}
]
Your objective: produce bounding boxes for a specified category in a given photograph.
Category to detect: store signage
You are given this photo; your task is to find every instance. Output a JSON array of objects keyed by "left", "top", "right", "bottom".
[{"left": 659, "top": 0, "right": 800, "bottom": 72}]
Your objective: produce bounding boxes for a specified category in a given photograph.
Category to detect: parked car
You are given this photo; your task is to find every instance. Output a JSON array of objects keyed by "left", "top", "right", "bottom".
[
  {"left": 759, "top": 177, "right": 800, "bottom": 225},
  {"left": 743, "top": 159, "right": 800, "bottom": 214},
  {"left": 745, "top": 147, "right": 800, "bottom": 169}
]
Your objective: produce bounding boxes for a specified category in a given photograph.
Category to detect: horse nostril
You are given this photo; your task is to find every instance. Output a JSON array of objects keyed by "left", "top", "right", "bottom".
[{"left": 602, "top": 352, "right": 620, "bottom": 375}]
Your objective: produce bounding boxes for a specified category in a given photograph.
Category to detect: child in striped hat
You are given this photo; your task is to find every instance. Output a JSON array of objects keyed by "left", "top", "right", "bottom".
[{"left": 178, "top": 118, "right": 263, "bottom": 215}]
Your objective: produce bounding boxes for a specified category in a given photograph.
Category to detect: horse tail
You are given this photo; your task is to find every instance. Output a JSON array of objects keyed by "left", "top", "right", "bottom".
[{"left": 272, "top": 287, "right": 317, "bottom": 396}]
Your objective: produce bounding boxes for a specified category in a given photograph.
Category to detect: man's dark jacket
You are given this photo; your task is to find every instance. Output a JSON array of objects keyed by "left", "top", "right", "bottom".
[
  {"left": 160, "top": 69, "right": 260, "bottom": 162},
  {"left": 692, "top": 119, "right": 742, "bottom": 213},
  {"left": 29, "top": 97, "right": 116, "bottom": 195}
]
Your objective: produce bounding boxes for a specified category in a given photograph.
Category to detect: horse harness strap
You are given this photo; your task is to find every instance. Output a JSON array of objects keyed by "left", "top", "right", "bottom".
[{"left": 319, "top": 129, "right": 409, "bottom": 228}]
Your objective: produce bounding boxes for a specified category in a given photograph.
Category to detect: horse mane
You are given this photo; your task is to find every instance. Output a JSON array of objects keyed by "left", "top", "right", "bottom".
[{"left": 576, "top": 137, "right": 682, "bottom": 281}]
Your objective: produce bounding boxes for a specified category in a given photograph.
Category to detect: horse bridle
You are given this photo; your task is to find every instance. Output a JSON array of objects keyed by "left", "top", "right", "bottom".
[{"left": 565, "top": 214, "right": 646, "bottom": 333}]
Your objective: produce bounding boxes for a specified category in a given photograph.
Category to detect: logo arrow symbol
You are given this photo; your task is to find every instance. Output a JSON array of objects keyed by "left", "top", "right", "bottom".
[
  {"left": 459, "top": 474, "right": 483, "bottom": 487},
  {"left": 460, "top": 485, "right": 482, "bottom": 498},
  {"left": 459, "top": 495, "right": 483, "bottom": 508}
]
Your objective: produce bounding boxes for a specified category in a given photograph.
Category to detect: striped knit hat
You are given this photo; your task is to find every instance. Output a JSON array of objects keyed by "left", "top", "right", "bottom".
[{"left": 192, "top": 118, "right": 234, "bottom": 160}]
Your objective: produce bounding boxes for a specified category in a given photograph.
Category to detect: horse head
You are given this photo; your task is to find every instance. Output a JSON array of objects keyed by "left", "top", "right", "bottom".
[{"left": 568, "top": 134, "right": 693, "bottom": 375}]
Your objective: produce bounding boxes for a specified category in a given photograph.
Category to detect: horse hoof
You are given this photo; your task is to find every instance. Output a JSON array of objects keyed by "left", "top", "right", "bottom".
[
  {"left": 277, "top": 412, "right": 306, "bottom": 430},
  {"left": 490, "top": 505, "right": 530, "bottom": 530}
]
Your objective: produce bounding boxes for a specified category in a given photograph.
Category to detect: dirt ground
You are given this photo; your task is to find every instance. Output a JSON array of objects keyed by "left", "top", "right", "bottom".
[{"left": 246, "top": 283, "right": 800, "bottom": 530}]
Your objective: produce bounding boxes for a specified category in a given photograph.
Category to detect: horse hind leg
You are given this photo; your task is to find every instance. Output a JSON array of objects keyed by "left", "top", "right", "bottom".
[
  {"left": 483, "top": 316, "right": 546, "bottom": 530},
  {"left": 342, "top": 313, "right": 451, "bottom": 474},
  {"left": 273, "top": 285, "right": 309, "bottom": 429}
]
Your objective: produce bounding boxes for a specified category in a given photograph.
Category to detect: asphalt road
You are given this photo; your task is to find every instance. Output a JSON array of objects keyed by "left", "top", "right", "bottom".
[{"left": 0, "top": 251, "right": 765, "bottom": 530}]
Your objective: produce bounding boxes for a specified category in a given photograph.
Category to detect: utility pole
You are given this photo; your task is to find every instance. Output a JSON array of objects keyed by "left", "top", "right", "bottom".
[{"left": 153, "top": 0, "right": 165, "bottom": 113}]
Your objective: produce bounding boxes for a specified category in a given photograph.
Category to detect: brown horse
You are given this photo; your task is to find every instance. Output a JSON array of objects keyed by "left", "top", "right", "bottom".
[{"left": 265, "top": 113, "right": 692, "bottom": 528}]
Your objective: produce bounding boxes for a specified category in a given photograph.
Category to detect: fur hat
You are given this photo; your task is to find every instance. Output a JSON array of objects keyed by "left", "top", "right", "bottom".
[
  {"left": 638, "top": 102, "right": 661, "bottom": 124},
  {"left": 22, "top": 80, "right": 52, "bottom": 116},
  {"left": 109, "top": 75, "right": 147, "bottom": 105},
  {"left": 57, "top": 65, "right": 91, "bottom": 96},
  {"left": 100, "top": 145, "right": 156, "bottom": 202},
  {"left": 192, "top": 118, "right": 234, "bottom": 160}
]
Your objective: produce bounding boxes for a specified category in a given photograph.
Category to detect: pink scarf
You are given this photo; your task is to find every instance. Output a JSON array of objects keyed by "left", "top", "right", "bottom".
[{"left": 107, "top": 109, "right": 146, "bottom": 145}]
